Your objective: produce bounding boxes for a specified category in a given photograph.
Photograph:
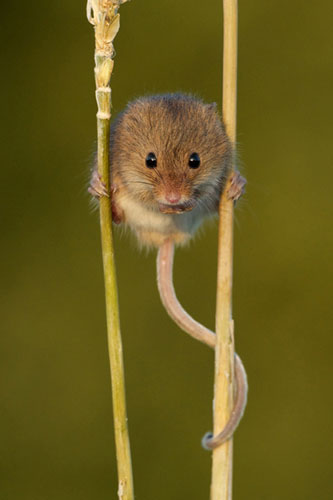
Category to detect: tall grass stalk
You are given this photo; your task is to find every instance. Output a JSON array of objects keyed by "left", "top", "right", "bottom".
[
  {"left": 86, "top": 2, "right": 134, "bottom": 499},
  {"left": 211, "top": 1, "right": 238, "bottom": 499}
]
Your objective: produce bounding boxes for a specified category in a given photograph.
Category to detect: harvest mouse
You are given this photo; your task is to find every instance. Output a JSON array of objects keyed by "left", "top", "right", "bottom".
[
  {"left": 89, "top": 93, "right": 245, "bottom": 246},
  {"left": 89, "top": 93, "right": 247, "bottom": 447}
]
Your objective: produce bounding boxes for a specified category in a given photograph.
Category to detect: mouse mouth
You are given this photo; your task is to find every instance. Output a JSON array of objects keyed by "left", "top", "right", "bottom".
[{"left": 158, "top": 199, "right": 196, "bottom": 214}]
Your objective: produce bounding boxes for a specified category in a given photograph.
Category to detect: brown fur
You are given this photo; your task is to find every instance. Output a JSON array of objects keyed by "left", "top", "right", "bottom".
[{"left": 94, "top": 94, "right": 233, "bottom": 247}]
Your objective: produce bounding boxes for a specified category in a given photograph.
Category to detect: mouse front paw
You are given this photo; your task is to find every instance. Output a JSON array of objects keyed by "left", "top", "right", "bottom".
[
  {"left": 226, "top": 171, "right": 246, "bottom": 202},
  {"left": 88, "top": 170, "right": 109, "bottom": 199},
  {"left": 89, "top": 173, "right": 124, "bottom": 224}
]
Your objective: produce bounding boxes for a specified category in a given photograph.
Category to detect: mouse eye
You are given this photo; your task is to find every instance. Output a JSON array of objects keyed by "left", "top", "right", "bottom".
[
  {"left": 189, "top": 152, "right": 200, "bottom": 169},
  {"left": 146, "top": 152, "right": 157, "bottom": 168}
]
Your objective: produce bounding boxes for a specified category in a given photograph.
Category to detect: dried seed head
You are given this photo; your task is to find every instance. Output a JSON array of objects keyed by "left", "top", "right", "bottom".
[{"left": 87, "top": 1, "right": 127, "bottom": 57}]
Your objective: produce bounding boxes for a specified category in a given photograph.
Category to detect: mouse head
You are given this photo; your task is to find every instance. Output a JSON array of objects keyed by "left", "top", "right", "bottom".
[{"left": 110, "top": 94, "right": 232, "bottom": 214}]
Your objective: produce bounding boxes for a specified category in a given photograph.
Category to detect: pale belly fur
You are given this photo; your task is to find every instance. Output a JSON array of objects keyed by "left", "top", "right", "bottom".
[{"left": 116, "top": 190, "right": 207, "bottom": 247}]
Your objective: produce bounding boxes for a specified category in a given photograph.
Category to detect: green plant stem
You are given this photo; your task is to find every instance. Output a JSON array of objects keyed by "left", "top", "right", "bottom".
[
  {"left": 98, "top": 116, "right": 134, "bottom": 500},
  {"left": 87, "top": 2, "right": 134, "bottom": 499},
  {"left": 211, "top": 1, "right": 238, "bottom": 499}
]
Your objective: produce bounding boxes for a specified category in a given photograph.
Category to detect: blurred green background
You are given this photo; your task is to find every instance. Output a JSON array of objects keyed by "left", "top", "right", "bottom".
[{"left": 1, "top": 1, "right": 332, "bottom": 499}]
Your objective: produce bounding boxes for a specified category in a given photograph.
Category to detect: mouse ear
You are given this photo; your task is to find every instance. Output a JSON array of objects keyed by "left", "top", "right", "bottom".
[{"left": 207, "top": 102, "right": 218, "bottom": 113}]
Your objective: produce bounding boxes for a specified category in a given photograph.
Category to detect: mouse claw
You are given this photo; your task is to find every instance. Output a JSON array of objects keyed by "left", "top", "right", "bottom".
[
  {"left": 226, "top": 171, "right": 246, "bottom": 202},
  {"left": 88, "top": 170, "right": 109, "bottom": 199}
]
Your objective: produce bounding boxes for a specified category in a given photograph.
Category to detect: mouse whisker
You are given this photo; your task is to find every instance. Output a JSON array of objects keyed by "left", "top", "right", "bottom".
[
  {"left": 154, "top": 173, "right": 167, "bottom": 189},
  {"left": 193, "top": 188, "right": 218, "bottom": 212},
  {"left": 151, "top": 168, "right": 165, "bottom": 185},
  {"left": 125, "top": 180, "right": 153, "bottom": 187},
  {"left": 196, "top": 197, "right": 212, "bottom": 213}
]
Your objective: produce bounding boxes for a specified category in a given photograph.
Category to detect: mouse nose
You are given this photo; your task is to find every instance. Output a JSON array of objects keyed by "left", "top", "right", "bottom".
[{"left": 165, "top": 192, "right": 181, "bottom": 204}]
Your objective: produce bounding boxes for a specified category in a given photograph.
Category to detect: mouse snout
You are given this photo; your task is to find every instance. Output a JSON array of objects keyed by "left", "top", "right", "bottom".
[
  {"left": 165, "top": 191, "right": 181, "bottom": 204},
  {"left": 157, "top": 186, "right": 196, "bottom": 213}
]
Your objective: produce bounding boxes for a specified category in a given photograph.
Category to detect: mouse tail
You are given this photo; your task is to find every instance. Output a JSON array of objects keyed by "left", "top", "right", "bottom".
[{"left": 156, "top": 239, "right": 248, "bottom": 447}]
